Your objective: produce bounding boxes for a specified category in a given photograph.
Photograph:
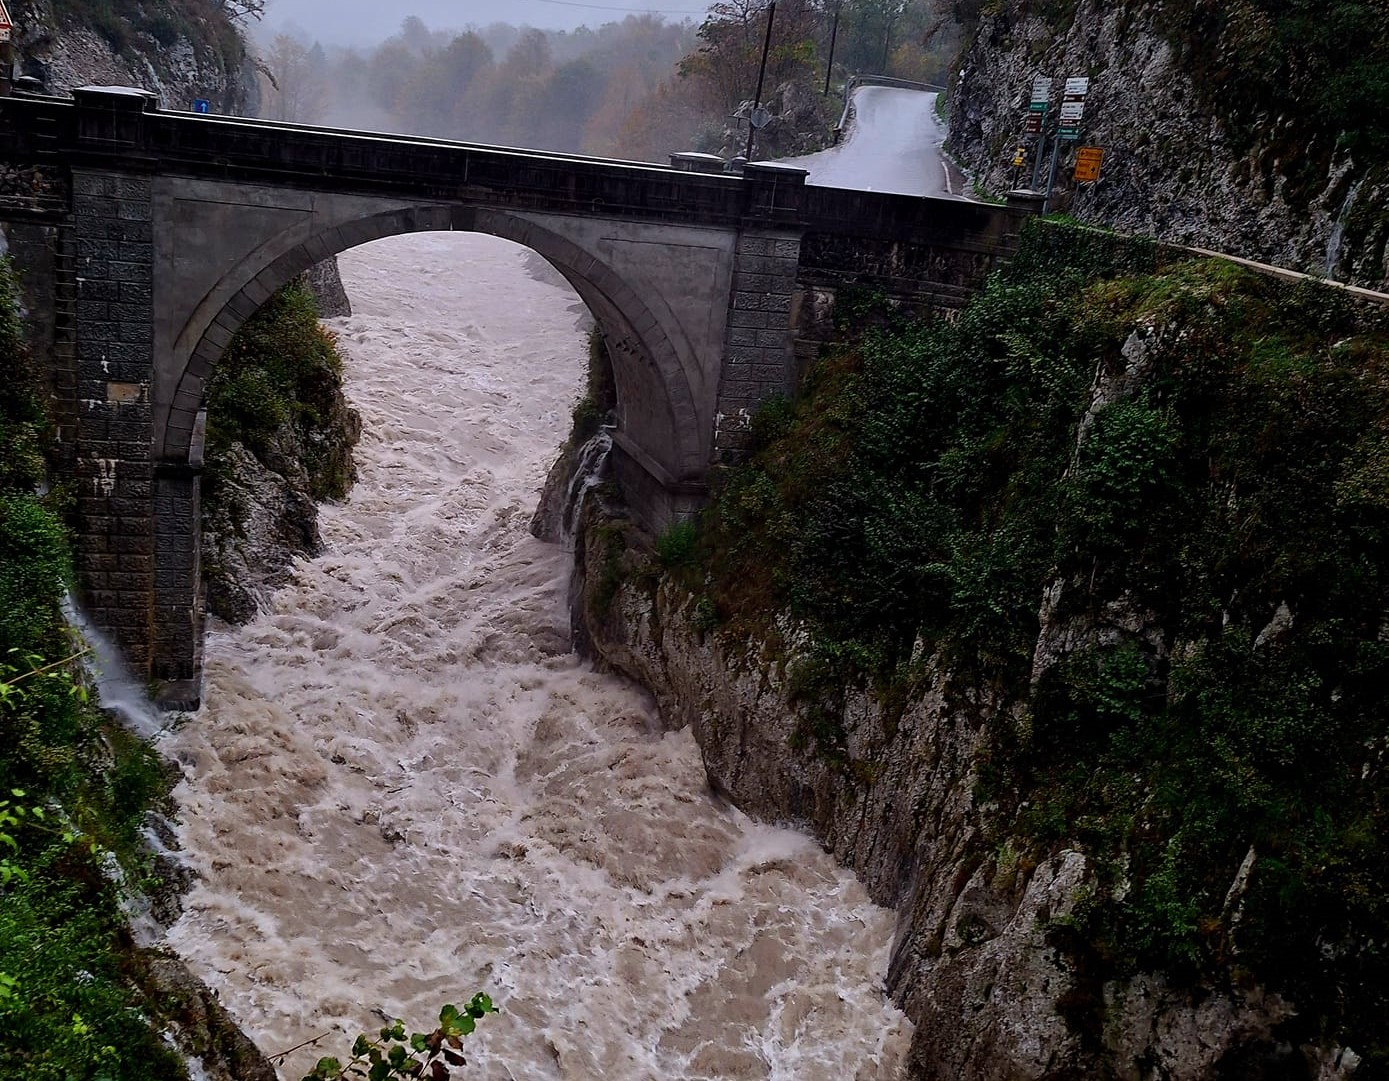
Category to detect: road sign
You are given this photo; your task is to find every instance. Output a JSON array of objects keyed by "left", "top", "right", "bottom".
[
  {"left": 1074, "top": 146, "right": 1104, "bottom": 182},
  {"left": 1064, "top": 76, "right": 1090, "bottom": 97},
  {"left": 1030, "top": 76, "right": 1050, "bottom": 111},
  {"left": 0, "top": 0, "right": 12, "bottom": 42},
  {"left": 749, "top": 106, "right": 771, "bottom": 129},
  {"left": 193, "top": 98, "right": 211, "bottom": 114},
  {"left": 1012, "top": 147, "right": 1026, "bottom": 167},
  {"left": 1059, "top": 101, "right": 1085, "bottom": 121},
  {"left": 1024, "top": 111, "right": 1043, "bottom": 134}
]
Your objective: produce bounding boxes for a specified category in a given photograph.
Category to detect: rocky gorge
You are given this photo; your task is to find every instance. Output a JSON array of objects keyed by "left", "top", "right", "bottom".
[{"left": 566, "top": 223, "right": 1389, "bottom": 1080}]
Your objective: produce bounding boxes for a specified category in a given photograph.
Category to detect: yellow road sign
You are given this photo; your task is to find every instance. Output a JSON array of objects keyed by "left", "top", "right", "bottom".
[{"left": 1075, "top": 146, "right": 1104, "bottom": 183}]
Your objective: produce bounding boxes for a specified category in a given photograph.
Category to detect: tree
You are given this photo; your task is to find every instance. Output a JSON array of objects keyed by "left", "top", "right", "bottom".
[
  {"left": 261, "top": 34, "right": 331, "bottom": 123},
  {"left": 221, "top": 0, "right": 265, "bottom": 20}
]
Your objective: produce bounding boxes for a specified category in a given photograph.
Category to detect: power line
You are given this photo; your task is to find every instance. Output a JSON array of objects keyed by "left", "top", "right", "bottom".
[{"left": 521, "top": 0, "right": 711, "bottom": 14}]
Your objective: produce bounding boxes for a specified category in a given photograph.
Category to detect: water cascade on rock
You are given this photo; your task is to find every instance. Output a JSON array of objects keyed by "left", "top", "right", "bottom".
[
  {"left": 162, "top": 232, "right": 912, "bottom": 1080},
  {"left": 1325, "top": 175, "right": 1366, "bottom": 280},
  {"left": 562, "top": 429, "right": 613, "bottom": 543}
]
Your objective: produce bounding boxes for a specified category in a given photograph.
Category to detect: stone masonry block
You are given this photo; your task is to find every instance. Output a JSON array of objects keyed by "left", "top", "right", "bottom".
[
  {"left": 111, "top": 261, "right": 152, "bottom": 284},
  {"left": 105, "top": 342, "right": 153, "bottom": 365},
  {"left": 73, "top": 173, "right": 118, "bottom": 197},
  {"left": 733, "top": 272, "right": 779, "bottom": 293},
  {"left": 77, "top": 238, "right": 122, "bottom": 261},
  {"left": 117, "top": 241, "right": 152, "bottom": 264},
  {"left": 733, "top": 291, "right": 792, "bottom": 313},
  {"left": 736, "top": 235, "right": 776, "bottom": 256},
  {"left": 723, "top": 345, "right": 763, "bottom": 366},
  {"left": 113, "top": 177, "right": 152, "bottom": 201},
  {"left": 108, "top": 302, "right": 148, "bottom": 324},
  {"left": 78, "top": 279, "right": 121, "bottom": 302},
  {"left": 727, "top": 310, "right": 781, "bottom": 329}
]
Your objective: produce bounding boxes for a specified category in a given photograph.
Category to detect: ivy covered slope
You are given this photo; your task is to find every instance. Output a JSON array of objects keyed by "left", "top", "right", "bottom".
[
  {"left": 597, "top": 224, "right": 1389, "bottom": 1075},
  {"left": 202, "top": 279, "right": 359, "bottom": 622}
]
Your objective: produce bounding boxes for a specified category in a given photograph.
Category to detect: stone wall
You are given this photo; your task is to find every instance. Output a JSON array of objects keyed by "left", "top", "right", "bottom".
[
  {"left": 71, "top": 169, "right": 158, "bottom": 675},
  {"left": 713, "top": 230, "right": 801, "bottom": 460}
]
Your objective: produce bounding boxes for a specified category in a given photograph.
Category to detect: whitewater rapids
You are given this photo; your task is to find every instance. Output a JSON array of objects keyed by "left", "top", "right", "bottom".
[{"left": 164, "top": 232, "right": 912, "bottom": 1080}]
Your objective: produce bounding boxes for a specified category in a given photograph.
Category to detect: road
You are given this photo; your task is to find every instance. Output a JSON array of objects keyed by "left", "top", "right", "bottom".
[{"left": 775, "top": 85, "right": 967, "bottom": 199}]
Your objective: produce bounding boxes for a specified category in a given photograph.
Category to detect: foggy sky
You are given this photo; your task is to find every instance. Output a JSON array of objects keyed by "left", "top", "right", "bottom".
[{"left": 260, "top": 0, "right": 713, "bottom": 44}]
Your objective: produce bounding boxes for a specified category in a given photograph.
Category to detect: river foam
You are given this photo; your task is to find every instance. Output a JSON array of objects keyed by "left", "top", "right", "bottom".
[{"left": 164, "top": 232, "right": 911, "bottom": 1080}]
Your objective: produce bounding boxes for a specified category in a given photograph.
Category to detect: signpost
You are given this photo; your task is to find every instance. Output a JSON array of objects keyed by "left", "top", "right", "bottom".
[
  {"left": 1027, "top": 75, "right": 1050, "bottom": 190},
  {"left": 1074, "top": 146, "right": 1104, "bottom": 183},
  {"left": 192, "top": 98, "right": 211, "bottom": 114},
  {"left": 1058, "top": 76, "right": 1089, "bottom": 140},
  {"left": 1044, "top": 75, "right": 1092, "bottom": 211}
]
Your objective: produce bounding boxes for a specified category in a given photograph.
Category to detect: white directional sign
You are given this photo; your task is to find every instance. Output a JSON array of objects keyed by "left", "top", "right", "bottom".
[
  {"left": 1065, "top": 76, "right": 1090, "bottom": 96},
  {"left": 1031, "top": 76, "right": 1051, "bottom": 106},
  {"left": 1059, "top": 101, "right": 1086, "bottom": 121}
]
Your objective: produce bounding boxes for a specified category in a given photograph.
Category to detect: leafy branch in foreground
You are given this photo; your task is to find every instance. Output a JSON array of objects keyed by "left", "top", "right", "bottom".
[{"left": 299, "top": 995, "right": 498, "bottom": 1081}]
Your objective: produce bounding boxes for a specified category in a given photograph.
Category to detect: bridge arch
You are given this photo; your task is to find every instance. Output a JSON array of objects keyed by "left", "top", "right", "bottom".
[{"left": 157, "top": 203, "right": 704, "bottom": 482}]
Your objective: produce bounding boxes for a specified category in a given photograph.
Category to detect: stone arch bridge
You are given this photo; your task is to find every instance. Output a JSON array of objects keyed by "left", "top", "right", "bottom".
[{"left": 0, "top": 86, "right": 1034, "bottom": 706}]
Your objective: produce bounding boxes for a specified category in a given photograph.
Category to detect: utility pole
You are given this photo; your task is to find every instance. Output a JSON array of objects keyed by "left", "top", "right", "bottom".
[
  {"left": 745, "top": 1, "right": 777, "bottom": 162},
  {"left": 823, "top": 1, "right": 841, "bottom": 96}
]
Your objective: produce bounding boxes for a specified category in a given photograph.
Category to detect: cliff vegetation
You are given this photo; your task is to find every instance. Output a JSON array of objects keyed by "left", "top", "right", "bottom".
[
  {"left": 202, "top": 279, "right": 359, "bottom": 623},
  {"left": 630, "top": 223, "right": 1389, "bottom": 1074}
]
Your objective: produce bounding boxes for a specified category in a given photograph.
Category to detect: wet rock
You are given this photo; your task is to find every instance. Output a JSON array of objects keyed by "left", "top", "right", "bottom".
[
  {"left": 203, "top": 439, "right": 321, "bottom": 623},
  {"left": 135, "top": 948, "right": 278, "bottom": 1081},
  {"left": 303, "top": 258, "right": 352, "bottom": 319}
]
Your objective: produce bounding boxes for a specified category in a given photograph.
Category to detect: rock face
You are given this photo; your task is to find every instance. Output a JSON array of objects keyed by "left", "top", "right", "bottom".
[
  {"left": 136, "top": 949, "right": 278, "bottom": 1081},
  {"left": 11, "top": 0, "right": 259, "bottom": 114},
  {"left": 203, "top": 438, "right": 324, "bottom": 623},
  {"left": 304, "top": 258, "right": 352, "bottom": 319},
  {"left": 948, "top": 1, "right": 1387, "bottom": 289},
  {"left": 572, "top": 502, "right": 1354, "bottom": 1080}
]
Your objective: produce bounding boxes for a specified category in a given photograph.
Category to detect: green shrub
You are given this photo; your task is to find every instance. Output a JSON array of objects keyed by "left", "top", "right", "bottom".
[
  {"left": 206, "top": 280, "right": 356, "bottom": 501},
  {"left": 654, "top": 520, "right": 698, "bottom": 569}
]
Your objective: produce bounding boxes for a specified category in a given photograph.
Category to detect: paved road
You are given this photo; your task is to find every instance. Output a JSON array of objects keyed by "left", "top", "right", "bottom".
[{"left": 775, "top": 85, "right": 967, "bottom": 198}]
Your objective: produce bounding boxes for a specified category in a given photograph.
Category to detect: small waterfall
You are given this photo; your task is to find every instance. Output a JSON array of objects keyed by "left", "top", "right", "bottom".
[
  {"left": 561, "top": 428, "right": 612, "bottom": 542},
  {"left": 61, "top": 596, "right": 166, "bottom": 740},
  {"left": 1325, "top": 175, "right": 1366, "bottom": 280}
]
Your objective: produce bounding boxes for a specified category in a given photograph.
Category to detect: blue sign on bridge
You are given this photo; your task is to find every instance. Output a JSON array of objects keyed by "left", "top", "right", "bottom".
[{"left": 193, "top": 98, "right": 210, "bottom": 114}]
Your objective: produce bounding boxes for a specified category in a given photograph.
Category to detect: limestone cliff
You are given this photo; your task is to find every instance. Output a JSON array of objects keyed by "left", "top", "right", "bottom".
[
  {"left": 576, "top": 512, "right": 1350, "bottom": 1081},
  {"left": 10, "top": 0, "right": 258, "bottom": 113},
  {"left": 948, "top": 1, "right": 1389, "bottom": 289}
]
